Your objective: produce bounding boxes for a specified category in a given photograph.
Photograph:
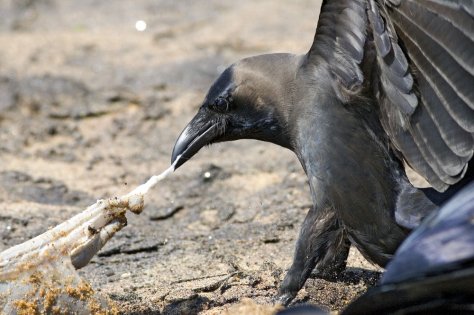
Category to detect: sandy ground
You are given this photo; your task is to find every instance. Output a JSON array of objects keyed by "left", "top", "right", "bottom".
[{"left": 0, "top": 1, "right": 381, "bottom": 313}]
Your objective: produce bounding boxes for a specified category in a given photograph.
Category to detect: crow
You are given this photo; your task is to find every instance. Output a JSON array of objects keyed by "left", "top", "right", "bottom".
[
  {"left": 171, "top": 0, "right": 474, "bottom": 304},
  {"left": 276, "top": 183, "right": 474, "bottom": 313},
  {"left": 342, "top": 182, "right": 474, "bottom": 315}
]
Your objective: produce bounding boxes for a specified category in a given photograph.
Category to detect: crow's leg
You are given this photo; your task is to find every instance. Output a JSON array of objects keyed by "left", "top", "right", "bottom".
[
  {"left": 275, "top": 206, "right": 349, "bottom": 306},
  {"left": 312, "top": 231, "right": 350, "bottom": 280}
]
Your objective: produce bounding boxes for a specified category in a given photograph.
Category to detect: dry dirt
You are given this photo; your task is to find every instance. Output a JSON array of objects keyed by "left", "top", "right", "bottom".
[{"left": 0, "top": 1, "right": 381, "bottom": 314}]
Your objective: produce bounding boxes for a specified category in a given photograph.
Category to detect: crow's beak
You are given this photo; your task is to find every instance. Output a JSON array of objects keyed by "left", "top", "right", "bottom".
[{"left": 171, "top": 112, "right": 219, "bottom": 170}]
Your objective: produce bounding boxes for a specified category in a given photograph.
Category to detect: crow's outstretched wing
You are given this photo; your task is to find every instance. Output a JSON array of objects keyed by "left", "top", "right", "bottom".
[
  {"left": 369, "top": 0, "right": 474, "bottom": 191},
  {"left": 308, "top": 0, "right": 474, "bottom": 192}
]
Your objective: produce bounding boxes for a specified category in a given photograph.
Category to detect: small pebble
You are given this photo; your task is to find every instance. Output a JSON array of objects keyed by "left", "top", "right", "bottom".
[{"left": 106, "top": 270, "right": 115, "bottom": 277}]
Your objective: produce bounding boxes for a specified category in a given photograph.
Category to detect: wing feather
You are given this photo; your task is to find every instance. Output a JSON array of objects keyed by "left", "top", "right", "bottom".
[
  {"left": 307, "top": 0, "right": 474, "bottom": 192},
  {"left": 395, "top": 27, "right": 474, "bottom": 132},
  {"left": 390, "top": 1, "right": 474, "bottom": 109},
  {"left": 308, "top": 0, "right": 368, "bottom": 100},
  {"left": 371, "top": 0, "right": 474, "bottom": 190},
  {"left": 418, "top": 74, "right": 474, "bottom": 158},
  {"left": 410, "top": 108, "right": 468, "bottom": 179}
]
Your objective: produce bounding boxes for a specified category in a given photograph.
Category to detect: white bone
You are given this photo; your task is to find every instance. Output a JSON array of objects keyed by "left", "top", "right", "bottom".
[{"left": 0, "top": 158, "right": 179, "bottom": 314}]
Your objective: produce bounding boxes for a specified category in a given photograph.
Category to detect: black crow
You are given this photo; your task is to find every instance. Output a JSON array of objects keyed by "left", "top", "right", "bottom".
[
  {"left": 171, "top": 0, "right": 474, "bottom": 304},
  {"left": 342, "top": 182, "right": 474, "bottom": 315},
  {"left": 276, "top": 183, "right": 474, "bottom": 314}
]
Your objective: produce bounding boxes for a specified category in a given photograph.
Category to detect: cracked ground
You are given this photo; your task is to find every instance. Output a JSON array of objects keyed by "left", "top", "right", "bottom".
[{"left": 0, "top": 0, "right": 381, "bottom": 313}]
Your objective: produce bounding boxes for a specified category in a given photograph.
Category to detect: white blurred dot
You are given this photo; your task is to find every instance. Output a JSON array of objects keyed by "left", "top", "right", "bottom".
[
  {"left": 135, "top": 20, "right": 147, "bottom": 32},
  {"left": 204, "top": 171, "right": 211, "bottom": 179}
]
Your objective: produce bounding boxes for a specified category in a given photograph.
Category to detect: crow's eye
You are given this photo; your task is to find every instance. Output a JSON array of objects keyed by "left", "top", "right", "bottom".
[{"left": 210, "top": 94, "right": 233, "bottom": 113}]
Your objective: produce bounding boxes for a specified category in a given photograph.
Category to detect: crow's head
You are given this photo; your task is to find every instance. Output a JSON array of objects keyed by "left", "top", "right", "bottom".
[{"left": 171, "top": 53, "right": 300, "bottom": 169}]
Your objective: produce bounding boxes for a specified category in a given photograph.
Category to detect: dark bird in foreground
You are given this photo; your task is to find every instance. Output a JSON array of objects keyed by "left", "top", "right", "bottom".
[
  {"left": 342, "top": 181, "right": 474, "bottom": 314},
  {"left": 278, "top": 182, "right": 474, "bottom": 314},
  {"left": 171, "top": 0, "right": 474, "bottom": 304}
]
